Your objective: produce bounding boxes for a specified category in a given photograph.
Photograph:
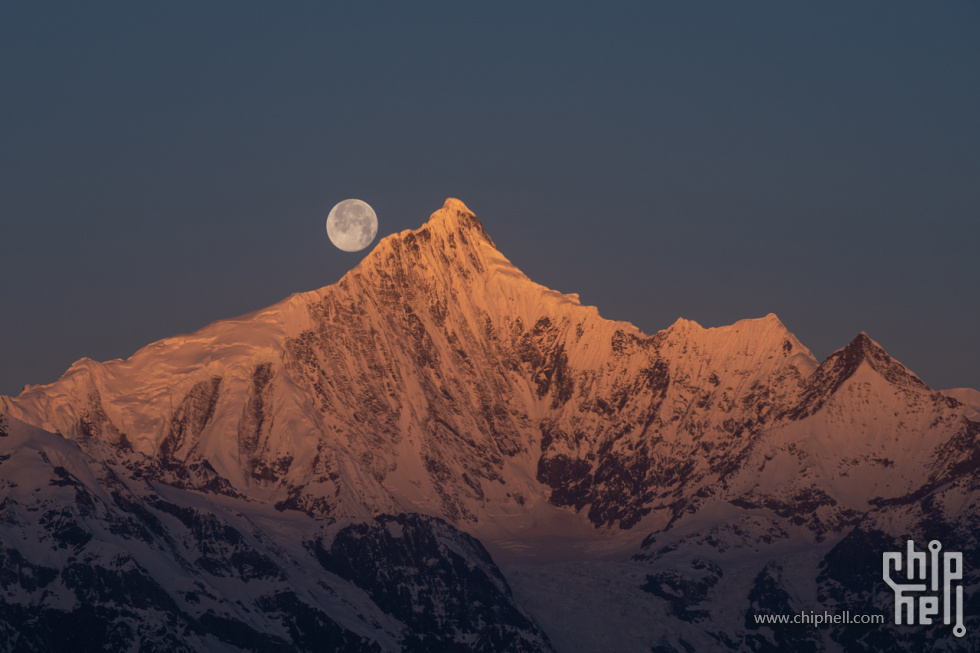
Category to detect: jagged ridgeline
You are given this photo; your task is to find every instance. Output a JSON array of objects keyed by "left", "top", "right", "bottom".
[{"left": 1, "top": 199, "right": 977, "bottom": 652}]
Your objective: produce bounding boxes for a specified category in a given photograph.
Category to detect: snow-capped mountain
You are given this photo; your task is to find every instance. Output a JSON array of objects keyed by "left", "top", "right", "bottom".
[{"left": 1, "top": 199, "right": 977, "bottom": 651}]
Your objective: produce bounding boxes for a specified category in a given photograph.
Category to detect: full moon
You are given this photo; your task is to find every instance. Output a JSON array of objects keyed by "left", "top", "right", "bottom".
[{"left": 326, "top": 199, "right": 378, "bottom": 252}]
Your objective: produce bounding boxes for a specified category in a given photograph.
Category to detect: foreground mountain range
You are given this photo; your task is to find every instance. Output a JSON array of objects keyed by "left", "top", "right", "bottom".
[{"left": 1, "top": 199, "right": 977, "bottom": 652}]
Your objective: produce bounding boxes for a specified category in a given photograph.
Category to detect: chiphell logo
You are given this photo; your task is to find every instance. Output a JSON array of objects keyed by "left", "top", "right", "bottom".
[{"left": 883, "top": 540, "right": 965, "bottom": 637}]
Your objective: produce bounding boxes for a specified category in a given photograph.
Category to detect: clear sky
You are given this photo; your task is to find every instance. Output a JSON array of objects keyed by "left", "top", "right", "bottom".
[{"left": 2, "top": 2, "right": 978, "bottom": 396}]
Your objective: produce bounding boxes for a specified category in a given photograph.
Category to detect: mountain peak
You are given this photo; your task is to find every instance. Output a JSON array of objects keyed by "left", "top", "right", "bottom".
[
  {"left": 835, "top": 331, "right": 925, "bottom": 384},
  {"left": 849, "top": 331, "right": 874, "bottom": 347},
  {"left": 424, "top": 198, "right": 495, "bottom": 247},
  {"left": 440, "top": 197, "right": 473, "bottom": 214},
  {"left": 360, "top": 198, "right": 497, "bottom": 274},
  {"left": 787, "top": 330, "right": 931, "bottom": 420},
  {"left": 843, "top": 331, "right": 929, "bottom": 387},
  {"left": 663, "top": 312, "right": 812, "bottom": 361},
  {"left": 840, "top": 331, "right": 891, "bottom": 363}
]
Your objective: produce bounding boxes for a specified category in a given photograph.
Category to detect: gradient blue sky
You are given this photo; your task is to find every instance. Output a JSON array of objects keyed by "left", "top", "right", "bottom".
[{"left": 2, "top": 2, "right": 978, "bottom": 396}]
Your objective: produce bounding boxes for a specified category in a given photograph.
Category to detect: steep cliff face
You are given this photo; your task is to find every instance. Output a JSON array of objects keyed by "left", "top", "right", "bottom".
[{"left": 534, "top": 312, "right": 818, "bottom": 529}]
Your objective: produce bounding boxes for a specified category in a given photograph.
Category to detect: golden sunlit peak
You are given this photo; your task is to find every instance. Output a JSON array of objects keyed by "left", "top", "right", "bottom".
[
  {"left": 428, "top": 198, "right": 476, "bottom": 227},
  {"left": 441, "top": 197, "right": 472, "bottom": 214},
  {"left": 425, "top": 197, "right": 495, "bottom": 247}
]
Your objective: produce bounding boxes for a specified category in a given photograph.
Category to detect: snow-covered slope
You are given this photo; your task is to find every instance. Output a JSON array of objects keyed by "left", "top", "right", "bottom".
[
  {"left": 2, "top": 198, "right": 977, "bottom": 651},
  {"left": 944, "top": 387, "right": 980, "bottom": 421},
  {"left": 0, "top": 413, "right": 552, "bottom": 652}
]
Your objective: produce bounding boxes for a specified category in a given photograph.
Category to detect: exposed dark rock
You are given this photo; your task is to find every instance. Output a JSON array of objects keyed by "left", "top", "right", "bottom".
[{"left": 311, "top": 513, "right": 554, "bottom": 653}]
